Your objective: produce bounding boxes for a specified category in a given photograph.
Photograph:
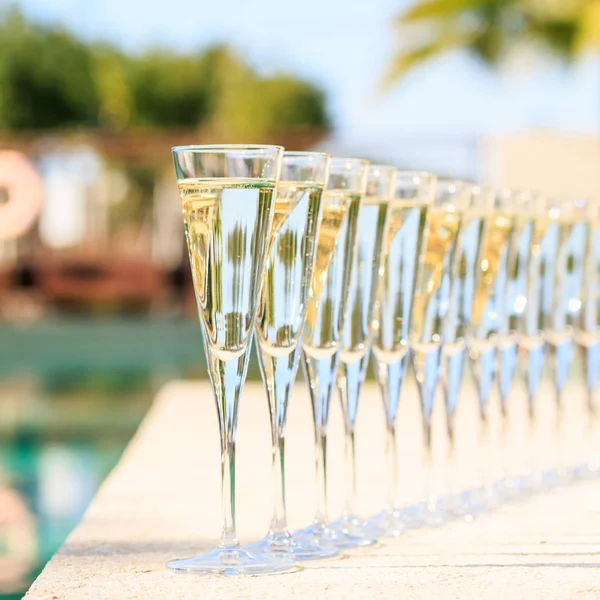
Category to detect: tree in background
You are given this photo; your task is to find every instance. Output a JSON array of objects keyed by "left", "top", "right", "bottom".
[
  {"left": 386, "top": 0, "right": 600, "bottom": 82},
  {"left": 0, "top": 9, "right": 100, "bottom": 129},
  {"left": 0, "top": 8, "right": 328, "bottom": 134}
]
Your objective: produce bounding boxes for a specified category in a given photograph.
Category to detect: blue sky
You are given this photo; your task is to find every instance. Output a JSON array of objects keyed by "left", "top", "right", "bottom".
[{"left": 13, "top": 0, "right": 600, "bottom": 143}]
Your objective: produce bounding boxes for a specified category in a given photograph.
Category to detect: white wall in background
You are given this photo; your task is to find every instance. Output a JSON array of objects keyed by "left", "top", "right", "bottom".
[
  {"left": 38, "top": 147, "right": 102, "bottom": 248},
  {"left": 484, "top": 132, "right": 600, "bottom": 199}
]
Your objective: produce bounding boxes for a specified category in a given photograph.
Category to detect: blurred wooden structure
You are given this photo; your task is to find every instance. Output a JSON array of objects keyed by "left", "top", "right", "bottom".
[
  {"left": 0, "top": 128, "right": 327, "bottom": 314},
  {"left": 0, "top": 128, "right": 327, "bottom": 164}
]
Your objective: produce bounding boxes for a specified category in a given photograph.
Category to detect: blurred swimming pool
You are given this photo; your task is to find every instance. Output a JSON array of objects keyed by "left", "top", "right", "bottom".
[{"left": 0, "top": 318, "right": 216, "bottom": 599}]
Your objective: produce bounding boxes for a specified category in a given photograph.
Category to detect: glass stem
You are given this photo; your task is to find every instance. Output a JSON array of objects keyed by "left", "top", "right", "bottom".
[
  {"left": 589, "top": 394, "right": 600, "bottom": 470},
  {"left": 587, "top": 387, "right": 596, "bottom": 423},
  {"left": 304, "top": 353, "right": 338, "bottom": 528},
  {"left": 344, "top": 425, "right": 357, "bottom": 520},
  {"left": 258, "top": 348, "right": 297, "bottom": 538},
  {"left": 338, "top": 359, "right": 365, "bottom": 521},
  {"left": 555, "top": 390, "right": 563, "bottom": 473},
  {"left": 315, "top": 427, "right": 328, "bottom": 526},
  {"left": 422, "top": 420, "right": 433, "bottom": 506},
  {"left": 500, "top": 407, "right": 509, "bottom": 482},
  {"left": 271, "top": 428, "right": 288, "bottom": 534},
  {"left": 385, "top": 417, "right": 398, "bottom": 510},
  {"left": 376, "top": 357, "right": 407, "bottom": 512},
  {"left": 220, "top": 426, "right": 238, "bottom": 549},
  {"left": 585, "top": 346, "right": 598, "bottom": 469},
  {"left": 445, "top": 424, "right": 456, "bottom": 497},
  {"left": 587, "top": 387, "right": 595, "bottom": 453},
  {"left": 479, "top": 411, "right": 489, "bottom": 489},
  {"left": 528, "top": 402, "right": 538, "bottom": 479},
  {"left": 206, "top": 350, "right": 251, "bottom": 552}
]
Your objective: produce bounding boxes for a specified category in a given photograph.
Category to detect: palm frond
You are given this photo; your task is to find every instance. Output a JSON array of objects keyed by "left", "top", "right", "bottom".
[
  {"left": 397, "top": 0, "right": 488, "bottom": 23},
  {"left": 383, "top": 29, "right": 475, "bottom": 88},
  {"left": 576, "top": 0, "right": 600, "bottom": 50},
  {"left": 386, "top": 0, "right": 590, "bottom": 86}
]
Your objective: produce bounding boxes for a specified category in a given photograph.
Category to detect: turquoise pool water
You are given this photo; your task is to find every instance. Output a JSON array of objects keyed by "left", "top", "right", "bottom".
[{"left": 0, "top": 318, "right": 210, "bottom": 599}]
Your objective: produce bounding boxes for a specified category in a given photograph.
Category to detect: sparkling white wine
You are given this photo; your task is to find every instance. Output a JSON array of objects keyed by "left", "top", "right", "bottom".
[
  {"left": 469, "top": 212, "right": 515, "bottom": 344},
  {"left": 443, "top": 212, "right": 485, "bottom": 350},
  {"left": 579, "top": 225, "right": 600, "bottom": 346},
  {"left": 372, "top": 200, "right": 428, "bottom": 364},
  {"left": 180, "top": 178, "right": 275, "bottom": 361},
  {"left": 541, "top": 218, "right": 573, "bottom": 347},
  {"left": 412, "top": 207, "right": 462, "bottom": 348},
  {"left": 256, "top": 182, "right": 323, "bottom": 355},
  {"left": 515, "top": 215, "right": 552, "bottom": 348},
  {"left": 303, "top": 191, "right": 362, "bottom": 360},
  {"left": 547, "top": 214, "right": 587, "bottom": 345},
  {"left": 565, "top": 219, "right": 589, "bottom": 329},
  {"left": 577, "top": 220, "right": 600, "bottom": 405},
  {"left": 340, "top": 197, "right": 389, "bottom": 364}
]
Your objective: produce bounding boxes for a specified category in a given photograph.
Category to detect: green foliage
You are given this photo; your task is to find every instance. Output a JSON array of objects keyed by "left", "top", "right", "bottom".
[
  {"left": 0, "top": 8, "right": 329, "bottom": 132},
  {"left": 213, "top": 74, "right": 328, "bottom": 138},
  {"left": 388, "top": 0, "right": 600, "bottom": 83},
  {"left": 0, "top": 9, "right": 100, "bottom": 129},
  {"left": 125, "top": 51, "right": 212, "bottom": 128},
  {"left": 398, "top": 0, "right": 488, "bottom": 22}
]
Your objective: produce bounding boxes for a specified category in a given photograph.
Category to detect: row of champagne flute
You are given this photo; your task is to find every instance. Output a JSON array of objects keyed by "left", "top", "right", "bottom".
[{"left": 168, "top": 144, "right": 599, "bottom": 576}]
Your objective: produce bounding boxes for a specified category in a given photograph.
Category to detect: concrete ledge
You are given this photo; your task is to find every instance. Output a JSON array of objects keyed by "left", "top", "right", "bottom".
[{"left": 25, "top": 378, "right": 600, "bottom": 599}]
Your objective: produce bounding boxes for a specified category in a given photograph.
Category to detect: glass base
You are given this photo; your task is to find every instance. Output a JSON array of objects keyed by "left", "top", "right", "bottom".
[
  {"left": 463, "top": 488, "right": 494, "bottom": 515},
  {"left": 167, "top": 546, "right": 296, "bottom": 576},
  {"left": 574, "top": 460, "right": 600, "bottom": 479},
  {"left": 481, "top": 481, "right": 504, "bottom": 511},
  {"left": 245, "top": 531, "right": 340, "bottom": 561},
  {"left": 586, "top": 456, "right": 600, "bottom": 476},
  {"left": 521, "top": 471, "right": 545, "bottom": 495},
  {"left": 502, "top": 476, "right": 528, "bottom": 502},
  {"left": 369, "top": 501, "right": 444, "bottom": 532},
  {"left": 403, "top": 500, "right": 446, "bottom": 528},
  {"left": 365, "top": 508, "right": 405, "bottom": 537},
  {"left": 541, "top": 467, "right": 571, "bottom": 488},
  {"left": 295, "top": 521, "right": 376, "bottom": 549},
  {"left": 438, "top": 493, "right": 477, "bottom": 522},
  {"left": 330, "top": 515, "right": 380, "bottom": 543},
  {"left": 399, "top": 503, "right": 433, "bottom": 528},
  {"left": 460, "top": 486, "right": 499, "bottom": 515}
]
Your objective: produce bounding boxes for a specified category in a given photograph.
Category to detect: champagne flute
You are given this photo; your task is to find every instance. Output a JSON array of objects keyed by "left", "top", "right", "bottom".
[
  {"left": 411, "top": 179, "right": 469, "bottom": 526},
  {"left": 333, "top": 165, "right": 395, "bottom": 541},
  {"left": 367, "top": 172, "right": 435, "bottom": 536},
  {"left": 546, "top": 197, "right": 589, "bottom": 481},
  {"left": 515, "top": 194, "right": 561, "bottom": 489},
  {"left": 296, "top": 158, "right": 368, "bottom": 549},
  {"left": 462, "top": 188, "right": 515, "bottom": 510},
  {"left": 527, "top": 197, "right": 573, "bottom": 485},
  {"left": 440, "top": 184, "right": 493, "bottom": 517},
  {"left": 167, "top": 145, "right": 295, "bottom": 575},
  {"left": 249, "top": 151, "right": 339, "bottom": 561},
  {"left": 577, "top": 203, "right": 600, "bottom": 473},
  {"left": 494, "top": 191, "right": 527, "bottom": 498}
]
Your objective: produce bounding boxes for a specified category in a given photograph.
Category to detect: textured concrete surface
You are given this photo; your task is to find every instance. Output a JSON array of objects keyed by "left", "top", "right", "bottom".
[{"left": 25, "top": 374, "right": 600, "bottom": 599}]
